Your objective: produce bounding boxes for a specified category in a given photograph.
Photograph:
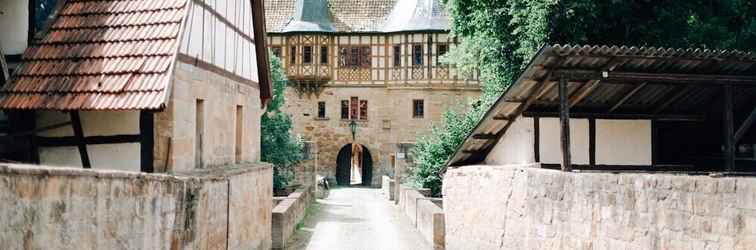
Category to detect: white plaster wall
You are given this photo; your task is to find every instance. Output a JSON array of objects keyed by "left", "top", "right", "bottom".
[
  {"left": 0, "top": 0, "right": 29, "bottom": 54},
  {"left": 596, "top": 119, "right": 652, "bottom": 165},
  {"left": 484, "top": 117, "right": 535, "bottom": 165},
  {"left": 539, "top": 118, "right": 589, "bottom": 165},
  {"left": 36, "top": 111, "right": 141, "bottom": 172}
]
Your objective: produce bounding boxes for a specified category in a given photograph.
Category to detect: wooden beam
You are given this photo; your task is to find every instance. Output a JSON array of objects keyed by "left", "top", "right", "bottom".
[
  {"left": 472, "top": 134, "right": 497, "bottom": 140},
  {"left": 8, "top": 121, "right": 72, "bottom": 137},
  {"left": 140, "top": 111, "right": 155, "bottom": 173},
  {"left": 569, "top": 80, "right": 601, "bottom": 107},
  {"left": 492, "top": 115, "right": 511, "bottom": 121},
  {"left": 735, "top": 106, "right": 756, "bottom": 143},
  {"left": 553, "top": 70, "right": 756, "bottom": 85},
  {"left": 724, "top": 85, "right": 736, "bottom": 172},
  {"left": 653, "top": 86, "right": 690, "bottom": 114},
  {"left": 651, "top": 119, "right": 658, "bottom": 166},
  {"left": 533, "top": 116, "right": 540, "bottom": 163},
  {"left": 37, "top": 134, "right": 141, "bottom": 147},
  {"left": 589, "top": 118, "right": 596, "bottom": 167},
  {"left": 70, "top": 112, "right": 91, "bottom": 168},
  {"left": 559, "top": 77, "right": 572, "bottom": 171},
  {"left": 522, "top": 112, "right": 705, "bottom": 122},
  {"left": 608, "top": 82, "right": 647, "bottom": 113}
]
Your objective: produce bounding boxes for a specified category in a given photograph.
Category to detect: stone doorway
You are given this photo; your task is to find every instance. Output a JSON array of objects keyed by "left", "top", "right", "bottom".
[{"left": 335, "top": 144, "right": 373, "bottom": 186}]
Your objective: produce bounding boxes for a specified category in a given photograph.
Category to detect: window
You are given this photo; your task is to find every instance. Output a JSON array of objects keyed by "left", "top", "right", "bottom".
[
  {"left": 341, "top": 100, "right": 349, "bottom": 119},
  {"left": 271, "top": 46, "right": 282, "bottom": 57},
  {"left": 339, "top": 46, "right": 371, "bottom": 68},
  {"left": 413, "top": 99, "right": 424, "bottom": 118},
  {"left": 350, "top": 97, "right": 359, "bottom": 120},
  {"left": 195, "top": 99, "right": 205, "bottom": 168},
  {"left": 235, "top": 105, "right": 243, "bottom": 163},
  {"left": 303, "top": 46, "right": 313, "bottom": 64},
  {"left": 359, "top": 100, "right": 368, "bottom": 120},
  {"left": 317, "top": 101, "right": 326, "bottom": 118},
  {"left": 320, "top": 46, "right": 329, "bottom": 64},
  {"left": 290, "top": 46, "right": 297, "bottom": 64},
  {"left": 340, "top": 97, "right": 368, "bottom": 120},
  {"left": 437, "top": 44, "right": 448, "bottom": 64},
  {"left": 393, "top": 45, "right": 401, "bottom": 67},
  {"left": 412, "top": 45, "right": 423, "bottom": 66}
]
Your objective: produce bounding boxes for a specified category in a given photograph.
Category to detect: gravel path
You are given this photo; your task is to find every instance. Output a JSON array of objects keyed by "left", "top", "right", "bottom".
[{"left": 285, "top": 187, "right": 432, "bottom": 250}]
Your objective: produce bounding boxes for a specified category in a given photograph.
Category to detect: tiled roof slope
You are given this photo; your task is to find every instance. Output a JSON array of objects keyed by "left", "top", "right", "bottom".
[
  {"left": 267, "top": 0, "right": 442, "bottom": 33},
  {"left": 0, "top": 0, "right": 188, "bottom": 110}
]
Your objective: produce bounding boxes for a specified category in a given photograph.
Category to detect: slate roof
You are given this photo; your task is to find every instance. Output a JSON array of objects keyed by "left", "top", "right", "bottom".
[
  {"left": 265, "top": 0, "right": 449, "bottom": 33},
  {"left": 0, "top": 0, "right": 188, "bottom": 110}
]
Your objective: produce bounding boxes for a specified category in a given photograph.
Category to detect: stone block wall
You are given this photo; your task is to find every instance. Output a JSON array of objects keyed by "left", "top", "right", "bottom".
[
  {"left": 444, "top": 164, "right": 756, "bottom": 250},
  {"left": 156, "top": 61, "right": 263, "bottom": 172},
  {"left": 398, "top": 185, "right": 445, "bottom": 249},
  {"left": 0, "top": 163, "right": 272, "bottom": 250},
  {"left": 272, "top": 185, "right": 315, "bottom": 249}
]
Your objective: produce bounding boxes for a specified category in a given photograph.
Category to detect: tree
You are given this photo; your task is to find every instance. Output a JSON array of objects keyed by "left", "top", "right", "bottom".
[
  {"left": 262, "top": 53, "right": 303, "bottom": 190},
  {"left": 409, "top": 0, "right": 756, "bottom": 196}
]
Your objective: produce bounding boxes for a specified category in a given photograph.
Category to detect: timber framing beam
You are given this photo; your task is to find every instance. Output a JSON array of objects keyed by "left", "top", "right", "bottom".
[
  {"left": 522, "top": 112, "right": 705, "bottom": 122},
  {"left": 569, "top": 80, "right": 601, "bottom": 107},
  {"left": 724, "top": 85, "right": 736, "bottom": 172},
  {"left": 70, "top": 112, "right": 91, "bottom": 168},
  {"left": 608, "top": 82, "right": 647, "bottom": 113},
  {"left": 654, "top": 86, "right": 691, "bottom": 114},
  {"left": 559, "top": 77, "right": 572, "bottom": 171},
  {"left": 140, "top": 111, "right": 155, "bottom": 173},
  {"left": 554, "top": 70, "right": 756, "bottom": 85},
  {"left": 735, "top": 106, "right": 756, "bottom": 143},
  {"left": 37, "top": 134, "right": 141, "bottom": 147}
]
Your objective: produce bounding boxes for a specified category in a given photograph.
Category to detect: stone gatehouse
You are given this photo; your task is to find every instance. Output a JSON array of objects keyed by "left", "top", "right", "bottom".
[{"left": 264, "top": 0, "right": 481, "bottom": 186}]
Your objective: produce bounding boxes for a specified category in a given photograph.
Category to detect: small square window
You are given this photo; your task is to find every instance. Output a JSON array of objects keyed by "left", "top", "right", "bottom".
[
  {"left": 413, "top": 99, "right": 424, "bottom": 118},
  {"left": 303, "top": 46, "right": 313, "bottom": 64},
  {"left": 341, "top": 100, "right": 349, "bottom": 119},
  {"left": 359, "top": 100, "right": 368, "bottom": 120},
  {"left": 317, "top": 101, "right": 326, "bottom": 118}
]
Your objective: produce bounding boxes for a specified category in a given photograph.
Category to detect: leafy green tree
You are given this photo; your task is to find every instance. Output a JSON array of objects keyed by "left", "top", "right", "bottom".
[
  {"left": 409, "top": 0, "right": 756, "bottom": 196},
  {"left": 262, "top": 53, "right": 303, "bottom": 190}
]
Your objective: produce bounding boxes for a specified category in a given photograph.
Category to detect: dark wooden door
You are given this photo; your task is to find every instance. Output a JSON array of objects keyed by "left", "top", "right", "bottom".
[
  {"left": 361, "top": 148, "right": 373, "bottom": 186},
  {"left": 336, "top": 144, "right": 352, "bottom": 185}
]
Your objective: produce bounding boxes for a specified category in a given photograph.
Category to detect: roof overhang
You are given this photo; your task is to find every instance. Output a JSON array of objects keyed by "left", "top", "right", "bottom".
[{"left": 448, "top": 44, "right": 756, "bottom": 167}]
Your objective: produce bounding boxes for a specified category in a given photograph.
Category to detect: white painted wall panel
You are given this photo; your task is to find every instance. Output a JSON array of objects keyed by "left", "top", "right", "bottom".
[
  {"left": 40, "top": 144, "right": 141, "bottom": 172},
  {"left": 0, "top": 0, "right": 29, "bottom": 54},
  {"left": 540, "top": 118, "right": 590, "bottom": 165},
  {"left": 596, "top": 120, "right": 652, "bottom": 165},
  {"left": 484, "top": 117, "right": 535, "bottom": 165}
]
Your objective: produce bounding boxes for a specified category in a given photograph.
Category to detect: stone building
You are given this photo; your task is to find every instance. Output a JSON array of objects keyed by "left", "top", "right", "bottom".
[
  {"left": 0, "top": 0, "right": 272, "bottom": 173},
  {"left": 264, "top": 0, "right": 481, "bottom": 186}
]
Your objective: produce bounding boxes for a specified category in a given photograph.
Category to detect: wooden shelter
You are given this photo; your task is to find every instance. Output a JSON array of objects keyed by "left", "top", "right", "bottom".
[{"left": 448, "top": 44, "right": 756, "bottom": 173}]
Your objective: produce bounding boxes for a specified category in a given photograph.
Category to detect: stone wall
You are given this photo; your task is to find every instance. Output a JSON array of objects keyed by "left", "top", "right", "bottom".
[
  {"left": 283, "top": 87, "right": 480, "bottom": 186},
  {"left": 444, "top": 164, "right": 756, "bottom": 250},
  {"left": 156, "top": 61, "right": 263, "bottom": 172},
  {"left": 398, "top": 184, "right": 445, "bottom": 250},
  {"left": 272, "top": 185, "right": 315, "bottom": 249},
  {"left": 0, "top": 163, "right": 272, "bottom": 250}
]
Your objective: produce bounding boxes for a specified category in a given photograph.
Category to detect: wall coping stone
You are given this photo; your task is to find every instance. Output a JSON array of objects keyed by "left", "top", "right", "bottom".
[{"left": 0, "top": 162, "right": 273, "bottom": 181}]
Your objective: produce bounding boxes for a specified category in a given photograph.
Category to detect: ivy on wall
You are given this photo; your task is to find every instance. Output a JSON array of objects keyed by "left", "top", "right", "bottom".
[{"left": 262, "top": 53, "right": 304, "bottom": 190}]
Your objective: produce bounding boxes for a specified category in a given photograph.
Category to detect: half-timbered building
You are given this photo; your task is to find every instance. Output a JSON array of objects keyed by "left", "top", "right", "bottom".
[
  {"left": 265, "top": 0, "right": 481, "bottom": 186},
  {"left": 0, "top": 0, "right": 272, "bottom": 173}
]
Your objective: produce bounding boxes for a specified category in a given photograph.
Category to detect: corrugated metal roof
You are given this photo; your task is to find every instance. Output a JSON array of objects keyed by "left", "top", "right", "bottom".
[
  {"left": 448, "top": 44, "right": 756, "bottom": 166},
  {"left": 265, "top": 0, "right": 448, "bottom": 33},
  {"left": 0, "top": 0, "right": 188, "bottom": 110}
]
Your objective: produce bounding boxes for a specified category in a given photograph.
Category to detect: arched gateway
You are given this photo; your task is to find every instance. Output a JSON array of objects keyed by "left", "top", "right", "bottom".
[{"left": 335, "top": 144, "right": 373, "bottom": 186}]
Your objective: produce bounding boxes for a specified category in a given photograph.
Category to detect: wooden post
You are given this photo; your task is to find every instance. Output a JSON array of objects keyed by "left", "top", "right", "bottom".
[
  {"left": 651, "top": 119, "right": 658, "bottom": 166},
  {"left": 533, "top": 116, "right": 540, "bottom": 163},
  {"left": 724, "top": 85, "right": 735, "bottom": 172},
  {"left": 589, "top": 118, "right": 596, "bottom": 167},
  {"left": 70, "top": 112, "right": 91, "bottom": 168},
  {"left": 140, "top": 111, "right": 155, "bottom": 173},
  {"left": 559, "top": 77, "right": 572, "bottom": 171}
]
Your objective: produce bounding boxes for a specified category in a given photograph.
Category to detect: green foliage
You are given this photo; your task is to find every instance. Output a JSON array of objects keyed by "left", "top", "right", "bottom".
[
  {"left": 410, "top": 0, "right": 756, "bottom": 196},
  {"left": 262, "top": 53, "right": 303, "bottom": 190}
]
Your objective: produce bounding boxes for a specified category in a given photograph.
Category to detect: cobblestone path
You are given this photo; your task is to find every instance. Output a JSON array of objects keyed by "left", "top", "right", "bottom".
[{"left": 285, "top": 187, "right": 431, "bottom": 250}]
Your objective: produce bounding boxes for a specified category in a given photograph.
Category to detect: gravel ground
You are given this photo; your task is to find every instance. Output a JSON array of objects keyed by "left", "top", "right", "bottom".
[{"left": 285, "top": 187, "right": 432, "bottom": 250}]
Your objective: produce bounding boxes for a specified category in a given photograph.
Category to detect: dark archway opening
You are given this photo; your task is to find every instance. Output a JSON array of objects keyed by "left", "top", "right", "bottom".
[{"left": 336, "top": 144, "right": 373, "bottom": 186}]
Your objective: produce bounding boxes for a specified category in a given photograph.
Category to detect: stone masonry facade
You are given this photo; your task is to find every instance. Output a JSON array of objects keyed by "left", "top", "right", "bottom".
[
  {"left": 284, "top": 87, "right": 480, "bottom": 186},
  {"left": 444, "top": 164, "right": 756, "bottom": 250}
]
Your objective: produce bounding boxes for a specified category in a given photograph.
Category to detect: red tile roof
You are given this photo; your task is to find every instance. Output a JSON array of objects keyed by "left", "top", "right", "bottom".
[{"left": 0, "top": 0, "right": 188, "bottom": 110}]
